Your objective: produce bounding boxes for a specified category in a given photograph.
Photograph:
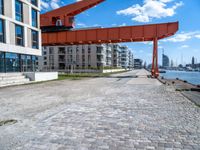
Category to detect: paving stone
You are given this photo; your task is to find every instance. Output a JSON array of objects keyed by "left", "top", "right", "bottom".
[{"left": 0, "top": 70, "right": 199, "bottom": 150}]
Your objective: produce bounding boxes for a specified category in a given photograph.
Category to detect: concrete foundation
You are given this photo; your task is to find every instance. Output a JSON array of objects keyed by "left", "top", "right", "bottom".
[
  {"left": 24, "top": 72, "right": 58, "bottom": 82},
  {"left": 102, "top": 69, "right": 126, "bottom": 73}
]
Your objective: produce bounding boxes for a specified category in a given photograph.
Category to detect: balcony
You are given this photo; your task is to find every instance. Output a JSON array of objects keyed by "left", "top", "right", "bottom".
[{"left": 58, "top": 59, "right": 65, "bottom": 63}]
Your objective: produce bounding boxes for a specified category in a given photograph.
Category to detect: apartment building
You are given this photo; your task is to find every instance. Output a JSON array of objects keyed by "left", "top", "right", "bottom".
[
  {"left": 128, "top": 50, "right": 134, "bottom": 69},
  {"left": 134, "top": 59, "right": 143, "bottom": 69},
  {"left": 120, "top": 46, "right": 129, "bottom": 69},
  {"left": 110, "top": 44, "right": 121, "bottom": 68},
  {"left": 37, "top": 44, "right": 113, "bottom": 71},
  {"left": 37, "top": 43, "right": 135, "bottom": 72},
  {"left": 0, "top": 0, "right": 41, "bottom": 72}
]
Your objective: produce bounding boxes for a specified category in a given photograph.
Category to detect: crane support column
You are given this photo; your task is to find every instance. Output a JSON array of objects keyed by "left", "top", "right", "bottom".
[{"left": 152, "top": 37, "right": 159, "bottom": 78}]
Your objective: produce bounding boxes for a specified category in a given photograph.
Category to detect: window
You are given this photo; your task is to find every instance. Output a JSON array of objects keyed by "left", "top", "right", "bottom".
[
  {"left": 76, "top": 47, "right": 79, "bottom": 53},
  {"left": 31, "top": 0, "right": 37, "bottom": 6},
  {"left": 32, "top": 9, "right": 37, "bottom": 27},
  {"left": 0, "top": 19, "right": 5, "bottom": 43},
  {"left": 5, "top": 52, "right": 20, "bottom": 72},
  {"left": 49, "top": 47, "right": 54, "bottom": 54},
  {"left": 0, "top": 0, "right": 3, "bottom": 15},
  {"left": 0, "top": 52, "right": 5, "bottom": 72},
  {"left": 31, "top": 56, "right": 36, "bottom": 71},
  {"left": 88, "top": 55, "right": 91, "bottom": 64},
  {"left": 67, "top": 47, "right": 72, "bottom": 54},
  {"left": 15, "top": 0, "right": 23, "bottom": 22},
  {"left": 59, "top": 47, "right": 65, "bottom": 54},
  {"left": 15, "top": 25, "right": 24, "bottom": 46},
  {"left": 32, "top": 30, "right": 38, "bottom": 49},
  {"left": 88, "top": 47, "right": 91, "bottom": 54}
]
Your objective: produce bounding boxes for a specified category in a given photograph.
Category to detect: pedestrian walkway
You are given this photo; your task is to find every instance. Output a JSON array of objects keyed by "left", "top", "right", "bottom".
[{"left": 0, "top": 70, "right": 199, "bottom": 150}]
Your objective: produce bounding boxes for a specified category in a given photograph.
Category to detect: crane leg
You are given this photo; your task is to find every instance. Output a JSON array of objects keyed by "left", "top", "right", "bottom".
[{"left": 151, "top": 37, "right": 159, "bottom": 78}]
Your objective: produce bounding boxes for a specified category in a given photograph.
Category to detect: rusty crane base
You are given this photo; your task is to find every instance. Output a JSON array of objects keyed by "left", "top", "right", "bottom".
[{"left": 41, "top": 0, "right": 179, "bottom": 78}]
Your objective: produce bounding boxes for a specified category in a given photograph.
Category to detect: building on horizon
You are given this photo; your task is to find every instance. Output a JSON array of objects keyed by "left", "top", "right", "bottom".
[
  {"left": 134, "top": 59, "right": 143, "bottom": 69},
  {"left": 162, "top": 50, "right": 169, "bottom": 68},
  {"left": 37, "top": 44, "right": 134, "bottom": 72},
  {"left": 192, "top": 56, "right": 195, "bottom": 65},
  {"left": 110, "top": 44, "right": 122, "bottom": 68},
  {"left": 120, "top": 46, "right": 134, "bottom": 69},
  {"left": 186, "top": 56, "right": 200, "bottom": 70},
  {"left": 0, "top": 0, "right": 41, "bottom": 73},
  {"left": 128, "top": 50, "right": 134, "bottom": 69}
]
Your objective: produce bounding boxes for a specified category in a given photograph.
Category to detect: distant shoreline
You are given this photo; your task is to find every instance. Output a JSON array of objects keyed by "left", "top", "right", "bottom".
[{"left": 160, "top": 70, "right": 200, "bottom": 85}]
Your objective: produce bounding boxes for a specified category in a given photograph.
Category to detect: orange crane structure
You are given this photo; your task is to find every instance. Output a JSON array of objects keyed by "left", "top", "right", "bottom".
[{"left": 41, "top": 0, "right": 179, "bottom": 78}]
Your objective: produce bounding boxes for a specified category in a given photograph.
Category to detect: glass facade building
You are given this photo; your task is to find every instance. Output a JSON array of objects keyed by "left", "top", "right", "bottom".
[
  {"left": 0, "top": 0, "right": 41, "bottom": 73},
  {"left": 0, "top": 52, "right": 36, "bottom": 72},
  {"left": 32, "top": 8, "right": 38, "bottom": 27},
  {"left": 0, "top": 0, "right": 3, "bottom": 15},
  {"left": 0, "top": 18, "right": 4, "bottom": 43},
  {"left": 15, "top": 0, "right": 23, "bottom": 22}
]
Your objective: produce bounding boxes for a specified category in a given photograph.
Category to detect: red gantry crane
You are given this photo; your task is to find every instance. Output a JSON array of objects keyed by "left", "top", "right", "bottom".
[{"left": 41, "top": 0, "right": 179, "bottom": 78}]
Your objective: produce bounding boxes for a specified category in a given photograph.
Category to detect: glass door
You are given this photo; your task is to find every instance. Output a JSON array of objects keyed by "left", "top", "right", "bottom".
[{"left": 5, "top": 53, "right": 20, "bottom": 72}]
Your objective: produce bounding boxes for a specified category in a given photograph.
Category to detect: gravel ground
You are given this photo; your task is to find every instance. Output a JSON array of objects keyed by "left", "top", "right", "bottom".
[{"left": 0, "top": 70, "right": 199, "bottom": 150}]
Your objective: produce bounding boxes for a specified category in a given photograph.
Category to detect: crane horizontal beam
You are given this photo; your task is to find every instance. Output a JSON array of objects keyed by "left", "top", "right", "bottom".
[
  {"left": 42, "top": 22, "right": 178, "bottom": 46},
  {"left": 41, "top": 0, "right": 105, "bottom": 27}
]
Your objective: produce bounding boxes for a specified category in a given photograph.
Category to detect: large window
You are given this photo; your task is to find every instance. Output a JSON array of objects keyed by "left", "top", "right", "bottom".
[
  {"left": 5, "top": 52, "right": 20, "bottom": 72},
  {"left": 0, "top": 52, "right": 37, "bottom": 72},
  {"left": 31, "top": 0, "right": 37, "bottom": 6},
  {"left": 0, "top": 0, "right": 3, "bottom": 15},
  {"left": 0, "top": 52, "right": 5, "bottom": 72},
  {"left": 32, "top": 30, "right": 38, "bottom": 49},
  {"left": 0, "top": 19, "right": 5, "bottom": 43},
  {"left": 15, "top": 0, "right": 23, "bottom": 22},
  {"left": 32, "top": 8, "right": 38, "bottom": 27},
  {"left": 19, "top": 55, "right": 36, "bottom": 72},
  {"left": 15, "top": 25, "right": 24, "bottom": 46}
]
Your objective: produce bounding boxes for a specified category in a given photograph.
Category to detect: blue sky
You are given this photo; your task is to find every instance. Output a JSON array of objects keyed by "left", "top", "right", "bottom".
[{"left": 41, "top": 0, "right": 200, "bottom": 66}]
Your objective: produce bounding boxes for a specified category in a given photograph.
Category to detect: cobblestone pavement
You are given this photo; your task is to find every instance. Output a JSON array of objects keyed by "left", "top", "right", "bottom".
[{"left": 0, "top": 70, "right": 200, "bottom": 150}]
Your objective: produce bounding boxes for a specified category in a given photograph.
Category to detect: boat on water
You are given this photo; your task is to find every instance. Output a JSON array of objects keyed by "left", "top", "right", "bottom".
[{"left": 159, "top": 70, "right": 166, "bottom": 73}]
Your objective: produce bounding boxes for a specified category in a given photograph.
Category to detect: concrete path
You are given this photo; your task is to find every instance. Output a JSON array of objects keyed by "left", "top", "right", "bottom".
[{"left": 0, "top": 69, "right": 199, "bottom": 150}]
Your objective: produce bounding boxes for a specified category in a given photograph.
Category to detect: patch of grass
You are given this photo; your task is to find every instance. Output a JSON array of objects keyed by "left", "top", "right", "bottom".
[
  {"left": 58, "top": 75, "right": 82, "bottom": 80},
  {"left": 58, "top": 71, "right": 128, "bottom": 80}
]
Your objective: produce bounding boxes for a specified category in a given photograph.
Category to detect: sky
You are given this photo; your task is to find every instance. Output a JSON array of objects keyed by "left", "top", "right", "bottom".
[{"left": 40, "top": 0, "right": 200, "bottom": 66}]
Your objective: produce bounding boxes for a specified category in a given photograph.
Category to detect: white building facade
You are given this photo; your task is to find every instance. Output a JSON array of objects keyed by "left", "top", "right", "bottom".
[
  {"left": 128, "top": 50, "right": 134, "bottom": 69},
  {"left": 0, "top": 0, "right": 41, "bottom": 72},
  {"left": 111, "top": 44, "right": 121, "bottom": 68},
  {"left": 37, "top": 44, "right": 113, "bottom": 72},
  {"left": 37, "top": 44, "right": 134, "bottom": 72}
]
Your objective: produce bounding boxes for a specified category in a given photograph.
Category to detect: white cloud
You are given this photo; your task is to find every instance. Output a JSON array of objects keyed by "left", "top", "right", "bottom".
[
  {"left": 180, "top": 45, "right": 189, "bottom": 48},
  {"left": 40, "top": 1, "right": 49, "bottom": 9},
  {"left": 195, "top": 34, "right": 200, "bottom": 39},
  {"left": 163, "top": 31, "right": 200, "bottom": 42},
  {"left": 119, "top": 23, "right": 127, "bottom": 26},
  {"left": 51, "top": 0, "right": 60, "bottom": 9},
  {"left": 76, "top": 23, "right": 87, "bottom": 27},
  {"left": 116, "top": 0, "right": 183, "bottom": 22},
  {"left": 139, "top": 50, "right": 144, "bottom": 53},
  {"left": 111, "top": 23, "right": 117, "bottom": 26},
  {"left": 41, "top": 0, "right": 62, "bottom": 10}
]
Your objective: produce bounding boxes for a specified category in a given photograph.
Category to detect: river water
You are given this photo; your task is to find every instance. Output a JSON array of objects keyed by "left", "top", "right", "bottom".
[{"left": 160, "top": 70, "right": 200, "bottom": 85}]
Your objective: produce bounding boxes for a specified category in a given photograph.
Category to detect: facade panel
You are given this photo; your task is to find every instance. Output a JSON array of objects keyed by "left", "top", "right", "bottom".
[
  {"left": 37, "top": 44, "right": 134, "bottom": 72},
  {"left": 0, "top": 0, "right": 41, "bottom": 72}
]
